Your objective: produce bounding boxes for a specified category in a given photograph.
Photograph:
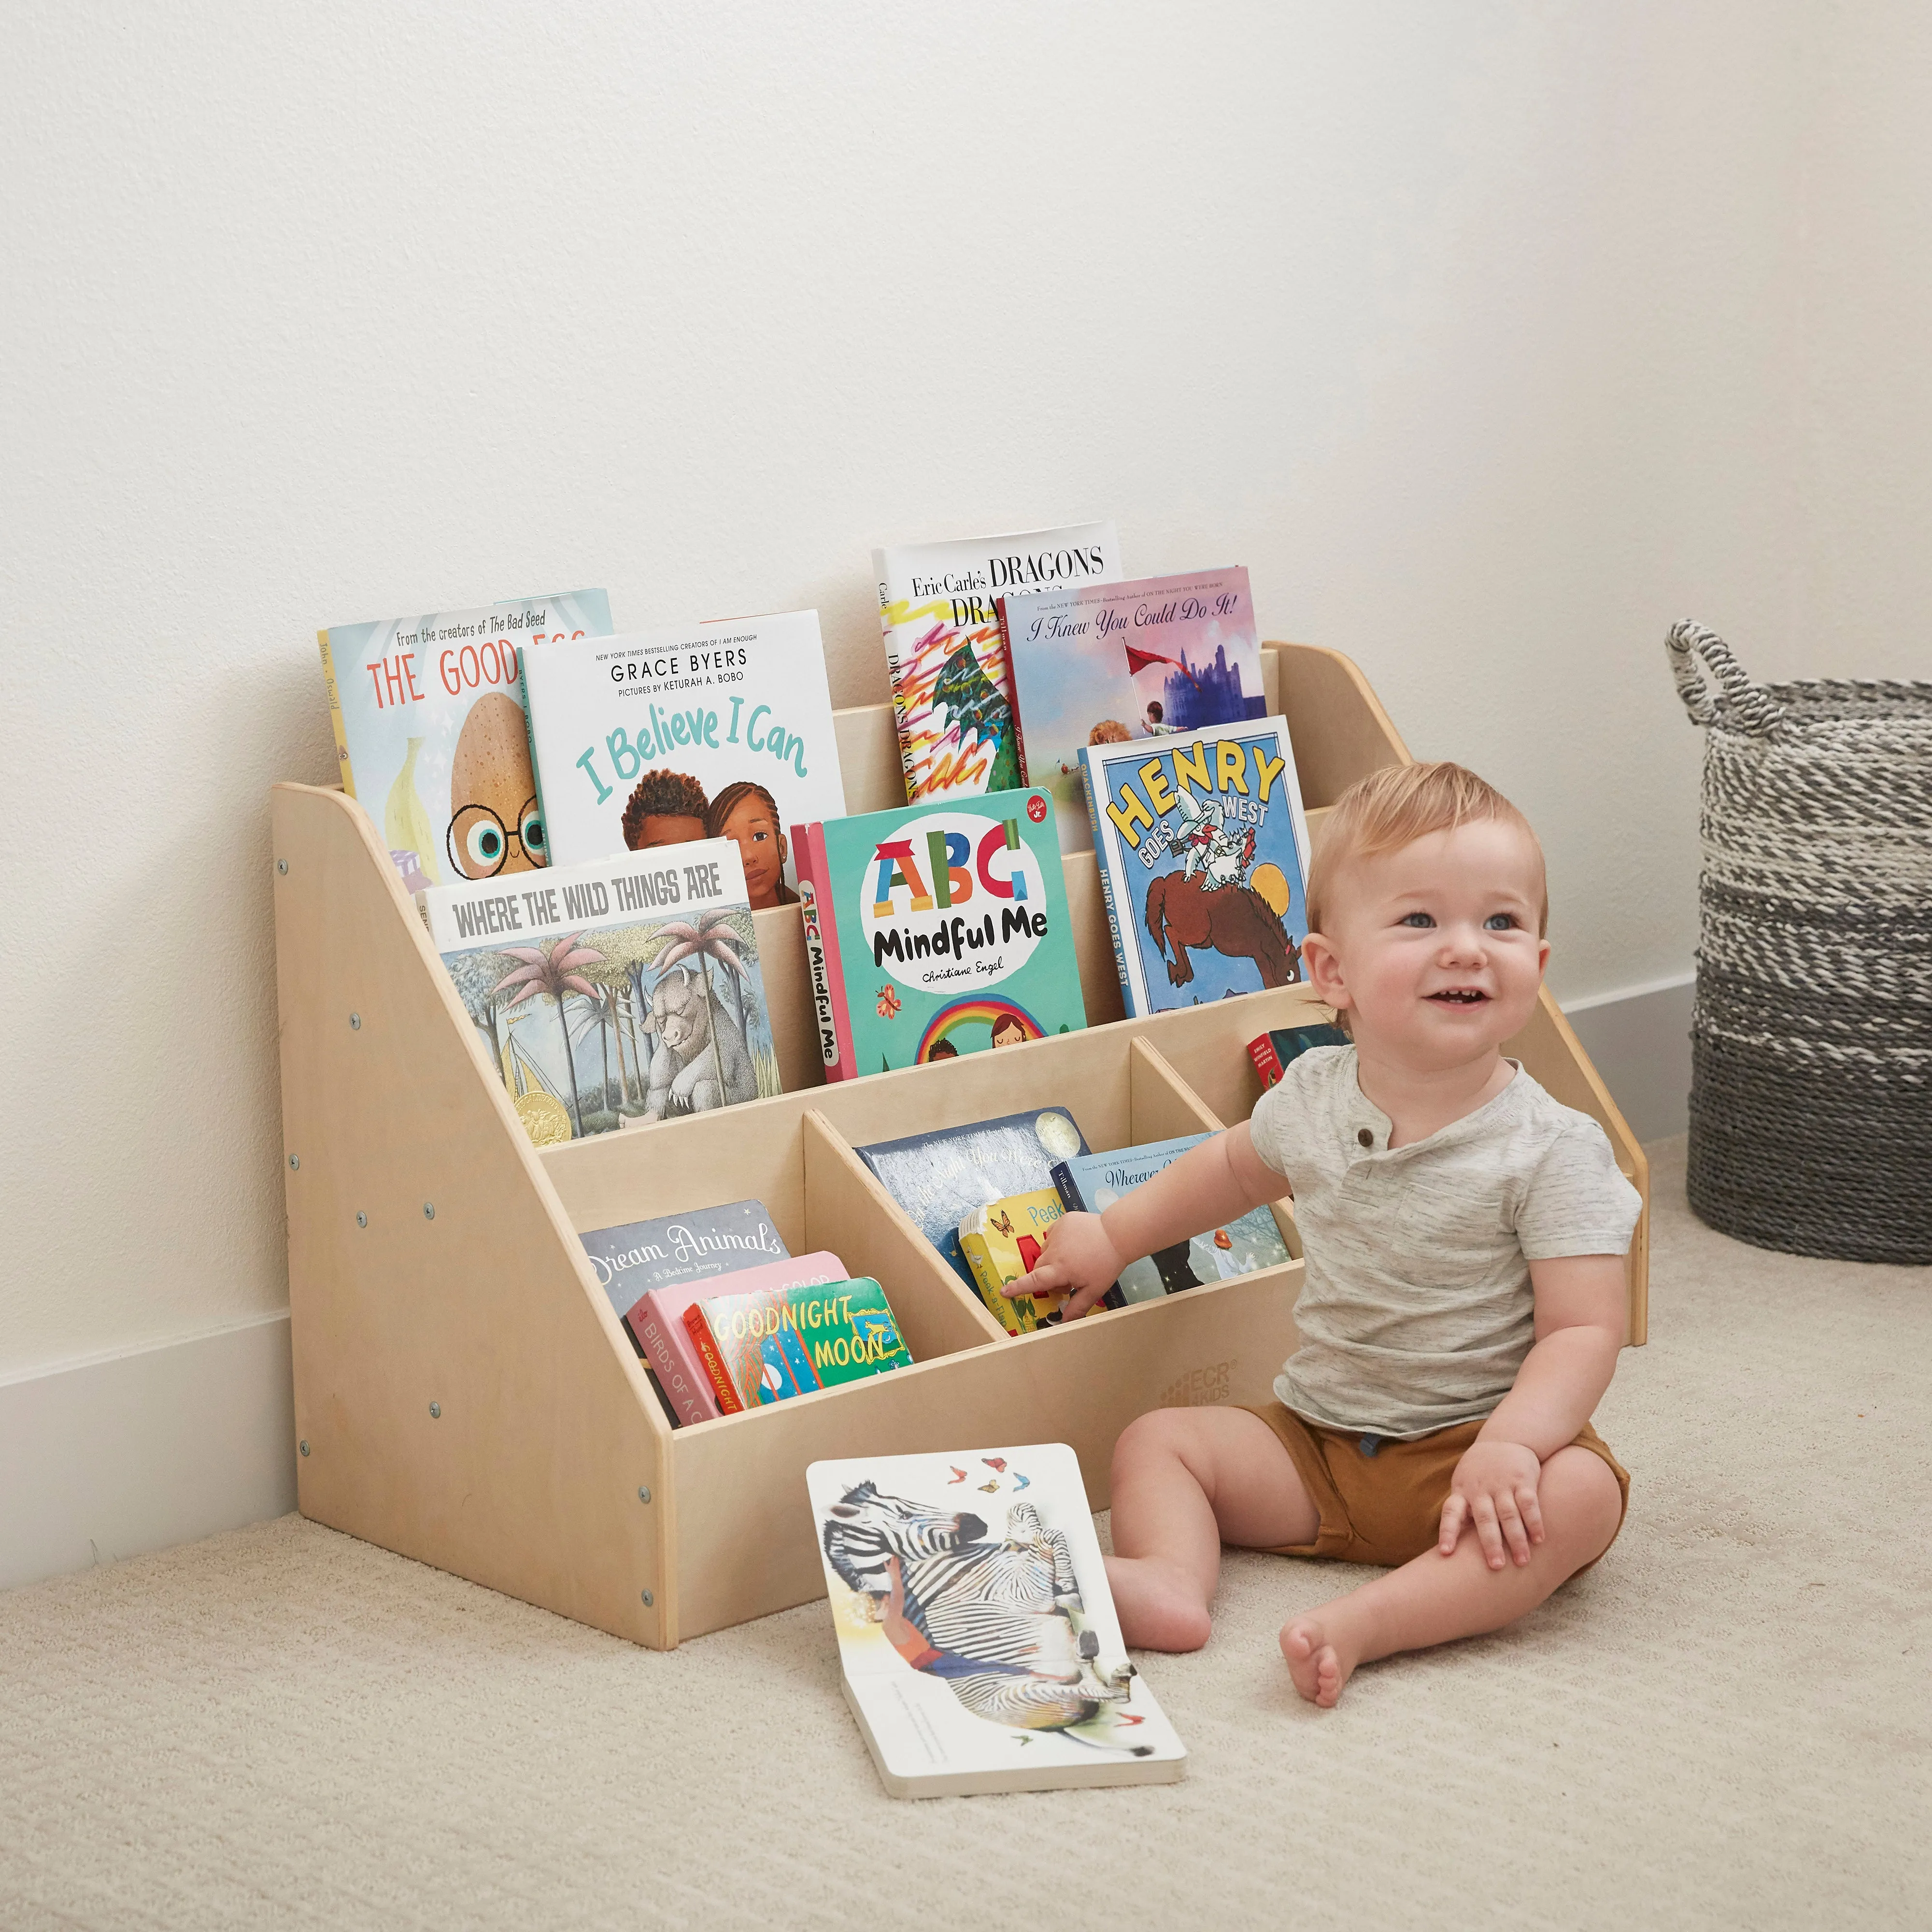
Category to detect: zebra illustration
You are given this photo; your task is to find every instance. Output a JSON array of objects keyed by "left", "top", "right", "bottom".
[{"left": 821, "top": 1481, "right": 1146, "bottom": 1743}]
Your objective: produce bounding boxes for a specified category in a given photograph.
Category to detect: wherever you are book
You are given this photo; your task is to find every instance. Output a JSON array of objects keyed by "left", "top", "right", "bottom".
[
  {"left": 999, "top": 566, "right": 1266, "bottom": 852},
  {"left": 792, "top": 785, "right": 1086, "bottom": 1080},
  {"left": 1082, "top": 716, "right": 1313, "bottom": 1018},
  {"left": 874, "top": 524, "right": 1122, "bottom": 803},
  {"left": 519, "top": 610, "right": 847, "bottom": 905},
  {"left": 319, "top": 590, "right": 613, "bottom": 890},
  {"left": 421, "top": 840, "right": 782, "bottom": 1145},
  {"left": 808, "top": 1443, "right": 1186, "bottom": 1797}
]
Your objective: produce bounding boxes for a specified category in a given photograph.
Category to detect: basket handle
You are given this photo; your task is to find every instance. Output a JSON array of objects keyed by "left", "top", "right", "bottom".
[{"left": 1665, "top": 621, "right": 1786, "bottom": 735}]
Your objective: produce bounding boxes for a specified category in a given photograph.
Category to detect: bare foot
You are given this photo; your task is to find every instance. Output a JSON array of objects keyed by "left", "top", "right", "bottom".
[
  {"left": 1105, "top": 1554, "right": 1212, "bottom": 1652},
  {"left": 1279, "top": 1609, "right": 1367, "bottom": 1707}
]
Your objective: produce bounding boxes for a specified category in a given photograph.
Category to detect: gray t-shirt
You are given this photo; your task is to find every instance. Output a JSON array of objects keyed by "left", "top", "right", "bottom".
[{"left": 1249, "top": 1046, "right": 1642, "bottom": 1439}]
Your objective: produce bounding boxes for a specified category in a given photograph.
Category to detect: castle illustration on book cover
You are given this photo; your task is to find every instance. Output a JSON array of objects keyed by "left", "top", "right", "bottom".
[{"left": 1081, "top": 718, "right": 1312, "bottom": 1017}]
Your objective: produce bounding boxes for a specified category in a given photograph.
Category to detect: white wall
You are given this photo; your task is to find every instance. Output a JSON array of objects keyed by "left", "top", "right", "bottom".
[{"left": 5, "top": 1, "right": 1925, "bottom": 1391}]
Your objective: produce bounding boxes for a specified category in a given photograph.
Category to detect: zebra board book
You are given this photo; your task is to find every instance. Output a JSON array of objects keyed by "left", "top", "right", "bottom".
[
  {"left": 686, "top": 1276, "right": 912, "bottom": 1410},
  {"left": 1081, "top": 716, "right": 1313, "bottom": 1018},
  {"left": 1001, "top": 567, "right": 1267, "bottom": 854},
  {"left": 792, "top": 786, "right": 1086, "bottom": 1081},
  {"left": 319, "top": 590, "right": 613, "bottom": 891},
  {"left": 808, "top": 1443, "right": 1186, "bottom": 1797},
  {"left": 518, "top": 610, "right": 846, "bottom": 904},
  {"left": 874, "top": 523, "right": 1122, "bottom": 804},
  {"left": 420, "top": 840, "right": 782, "bottom": 1146},
  {"left": 1059, "top": 1135, "right": 1293, "bottom": 1304}
]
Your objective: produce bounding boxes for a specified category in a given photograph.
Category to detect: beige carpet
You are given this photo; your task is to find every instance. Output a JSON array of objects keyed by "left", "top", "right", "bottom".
[{"left": 3, "top": 1137, "right": 1927, "bottom": 1932}]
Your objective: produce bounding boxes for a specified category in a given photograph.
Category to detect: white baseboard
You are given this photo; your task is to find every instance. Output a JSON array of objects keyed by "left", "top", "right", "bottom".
[
  {"left": 0, "top": 1313, "right": 295, "bottom": 1592},
  {"left": 1560, "top": 971, "right": 1694, "bottom": 1146}
]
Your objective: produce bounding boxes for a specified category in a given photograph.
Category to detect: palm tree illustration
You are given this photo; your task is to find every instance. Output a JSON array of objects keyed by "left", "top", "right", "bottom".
[
  {"left": 494, "top": 934, "right": 605, "bottom": 1134},
  {"left": 642, "top": 911, "right": 750, "bottom": 1103}
]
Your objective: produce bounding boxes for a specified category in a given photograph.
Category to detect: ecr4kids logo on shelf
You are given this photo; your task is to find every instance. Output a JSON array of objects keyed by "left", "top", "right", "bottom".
[{"left": 857, "top": 810, "right": 1050, "bottom": 990}]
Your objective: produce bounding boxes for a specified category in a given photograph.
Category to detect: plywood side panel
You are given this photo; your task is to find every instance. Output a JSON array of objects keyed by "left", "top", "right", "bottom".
[
  {"left": 271, "top": 783, "right": 677, "bottom": 1647},
  {"left": 833, "top": 703, "right": 908, "bottom": 815},
  {"left": 751, "top": 903, "right": 826, "bottom": 1096},
  {"left": 1272, "top": 641, "right": 1414, "bottom": 806}
]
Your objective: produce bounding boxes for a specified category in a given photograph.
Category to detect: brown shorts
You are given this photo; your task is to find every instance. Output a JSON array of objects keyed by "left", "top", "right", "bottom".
[{"left": 1239, "top": 1403, "right": 1630, "bottom": 1569}]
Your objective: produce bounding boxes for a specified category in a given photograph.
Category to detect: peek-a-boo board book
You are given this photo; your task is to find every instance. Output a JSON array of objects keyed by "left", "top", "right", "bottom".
[
  {"left": 791, "top": 786, "right": 1086, "bottom": 1080},
  {"left": 874, "top": 523, "right": 1122, "bottom": 804},
  {"left": 319, "top": 590, "right": 614, "bottom": 890},
  {"left": 1081, "top": 716, "right": 1313, "bottom": 1019},
  {"left": 419, "top": 839, "right": 781, "bottom": 1146},
  {"left": 1001, "top": 567, "right": 1266, "bottom": 852},
  {"left": 519, "top": 610, "right": 847, "bottom": 905},
  {"left": 808, "top": 1443, "right": 1186, "bottom": 1797}
]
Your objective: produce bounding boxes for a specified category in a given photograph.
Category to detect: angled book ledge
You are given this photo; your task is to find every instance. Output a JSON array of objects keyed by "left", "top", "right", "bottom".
[{"left": 272, "top": 644, "right": 1648, "bottom": 1648}]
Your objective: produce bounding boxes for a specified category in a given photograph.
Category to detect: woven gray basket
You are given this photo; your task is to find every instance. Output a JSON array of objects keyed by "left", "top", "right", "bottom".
[{"left": 1668, "top": 622, "right": 1932, "bottom": 1263}]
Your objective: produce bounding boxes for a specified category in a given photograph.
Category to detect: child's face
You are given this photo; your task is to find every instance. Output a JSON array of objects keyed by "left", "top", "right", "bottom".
[
  {"left": 720, "top": 794, "right": 786, "bottom": 906},
  {"left": 1303, "top": 820, "right": 1548, "bottom": 1071},
  {"left": 635, "top": 811, "right": 708, "bottom": 851}
]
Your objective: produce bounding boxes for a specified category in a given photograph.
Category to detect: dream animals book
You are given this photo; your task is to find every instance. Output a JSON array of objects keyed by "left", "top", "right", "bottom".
[
  {"left": 319, "top": 591, "right": 613, "bottom": 890},
  {"left": 791, "top": 786, "right": 1086, "bottom": 1081},
  {"left": 808, "top": 1443, "right": 1186, "bottom": 1797},
  {"left": 420, "top": 842, "right": 782, "bottom": 1146},
  {"left": 874, "top": 523, "right": 1122, "bottom": 803},
  {"left": 1081, "top": 716, "right": 1313, "bottom": 1018},
  {"left": 518, "top": 610, "right": 846, "bottom": 903},
  {"left": 1000, "top": 567, "right": 1266, "bottom": 853}
]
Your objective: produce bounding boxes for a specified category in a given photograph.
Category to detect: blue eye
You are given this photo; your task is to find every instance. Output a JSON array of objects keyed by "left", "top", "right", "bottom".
[
  {"left": 1484, "top": 913, "right": 1516, "bottom": 931},
  {"left": 1400, "top": 912, "right": 1435, "bottom": 928}
]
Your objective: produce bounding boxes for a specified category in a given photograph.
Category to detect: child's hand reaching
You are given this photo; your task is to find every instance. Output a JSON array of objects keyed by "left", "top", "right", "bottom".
[
  {"left": 1007, "top": 1211, "right": 1123, "bottom": 1321},
  {"left": 1438, "top": 1438, "right": 1545, "bottom": 1569}
]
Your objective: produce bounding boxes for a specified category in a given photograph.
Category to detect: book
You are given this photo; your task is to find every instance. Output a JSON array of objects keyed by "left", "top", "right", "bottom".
[
  {"left": 1249, "top": 1021, "right": 1350, "bottom": 1089},
  {"left": 686, "top": 1277, "right": 913, "bottom": 1410},
  {"left": 1000, "top": 568, "right": 1267, "bottom": 854},
  {"left": 874, "top": 524, "right": 1122, "bottom": 803},
  {"left": 957, "top": 1189, "right": 1064, "bottom": 1335},
  {"left": 1081, "top": 715, "right": 1314, "bottom": 1018},
  {"left": 518, "top": 610, "right": 847, "bottom": 905},
  {"left": 630, "top": 1251, "right": 847, "bottom": 1426},
  {"left": 791, "top": 786, "right": 1086, "bottom": 1081},
  {"left": 421, "top": 841, "right": 783, "bottom": 1144},
  {"left": 577, "top": 1200, "right": 790, "bottom": 1341},
  {"left": 318, "top": 591, "right": 613, "bottom": 890},
  {"left": 854, "top": 1108, "right": 1089, "bottom": 1290},
  {"left": 1060, "top": 1135, "right": 1293, "bottom": 1302},
  {"left": 808, "top": 1442, "right": 1186, "bottom": 1797}
]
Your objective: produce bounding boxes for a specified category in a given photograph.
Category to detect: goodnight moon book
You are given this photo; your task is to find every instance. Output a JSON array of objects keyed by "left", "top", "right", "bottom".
[
  {"left": 1081, "top": 716, "right": 1313, "bottom": 1019},
  {"left": 791, "top": 787, "right": 1087, "bottom": 1081},
  {"left": 319, "top": 590, "right": 614, "bottom": 890},
  {"left": 808, "top": 1443, "right": 1186, "bottom": 1798}
]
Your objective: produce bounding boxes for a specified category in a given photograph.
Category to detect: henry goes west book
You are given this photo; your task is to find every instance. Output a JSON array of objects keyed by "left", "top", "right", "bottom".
[
  {"left": 1081, "top": 717, "right": 1313, "bottom": 1018},
  {"left": 319, "top": 590, "right": 613, "bottom": 890},
  {"left": 874, "top": 523, "right": 1122, "bottom": 804},
  {"left": 519, "top": 610, "right": 847, "bottom": 906},
  {"left": 793, "top": 787, "right": 1086, "bottom": 1080},
  {"left": 420, "top": 839, "right": 781, "bottom": 1146}
]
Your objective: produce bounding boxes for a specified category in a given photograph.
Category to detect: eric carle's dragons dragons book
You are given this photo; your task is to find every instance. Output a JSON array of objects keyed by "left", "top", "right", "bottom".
[
  {"left": 791, "top": 786, "right": 1086, "bottom": 1082},
  {"left": 320, "top": 590, "right": 613, "bottom": 890},
  {"left": 1000, "top": 567, "right": 1266, "bottom": 853},
  {"left": 808, "top": 1442, "right": 1186, "bottom": 1797},
  {"left": 1081, "top": 716, "right": 1313, "bottom": 1020},
  {"left": 519, "top": 610, "right": 846, "bottom": 905},
  {"left": 421, "top": 841, "right": 781, "bottom": 1147},
  {"left": 874, "top": 524, "right": 1122, "bottom": 804}
]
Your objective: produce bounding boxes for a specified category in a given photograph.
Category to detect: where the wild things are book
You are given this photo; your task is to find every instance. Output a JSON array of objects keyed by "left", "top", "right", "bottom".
[
  {"left": 808, "top": 1443, "right": 1186, "bottom": 1798},
  {"left": 1081, "top": 717, "right": 1313, "bottom": 1019},
  {"left": 874, "top": 524, "right": 1122, "bottom": 803},
  {"left": 421, "top": 839, "right": 781, "bottom": 1146},
  {"left": 319, "top": 591, "right": 613, "bottom": 890}
]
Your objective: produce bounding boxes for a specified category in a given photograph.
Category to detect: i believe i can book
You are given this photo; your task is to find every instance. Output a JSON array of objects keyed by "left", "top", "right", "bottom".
[
  {"left": 792, "top": 786, "right": 1086, "bottom": 1081},
  {"left": 519, "top": 610, "right": 846, "bottom": 904},
  {"left": 319, "top": 591, "right": 613, "bottom": 891},
  {"left": 1081, "top": 716, "right": 1312, "bottom": 1018},
  {"left": 874, "top": 524, "right": 1122, "bottom": 804},
  {"left": 421, "top": 840, "right": 782, "bottom": 1145}
]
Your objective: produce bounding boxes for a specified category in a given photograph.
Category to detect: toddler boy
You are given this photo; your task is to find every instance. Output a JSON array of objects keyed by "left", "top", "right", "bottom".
[{"left": 1012, "top": 763, "right": 1641, "bottom": 1706}]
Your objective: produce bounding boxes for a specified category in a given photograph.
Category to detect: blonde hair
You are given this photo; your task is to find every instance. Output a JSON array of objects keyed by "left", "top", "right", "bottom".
[{"left": 1307, "top": 762, "right": 1548, "bottom": 938}]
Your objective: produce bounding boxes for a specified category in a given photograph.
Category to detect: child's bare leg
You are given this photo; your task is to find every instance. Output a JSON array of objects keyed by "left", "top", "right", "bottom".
[
  {"left": 1281, "top": 1446, "right": 1622, "bottom": 1707},
  {"left": 1108, "top": 1408, "right": 1318, "bottom": 1652}
]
